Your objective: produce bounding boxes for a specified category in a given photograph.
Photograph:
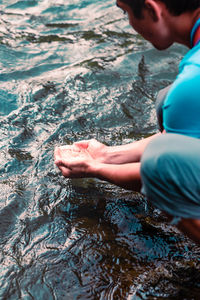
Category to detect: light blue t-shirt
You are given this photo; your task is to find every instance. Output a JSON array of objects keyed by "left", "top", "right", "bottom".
[{"left": 163, "top": 19, "right": 200, "bottom": 138}]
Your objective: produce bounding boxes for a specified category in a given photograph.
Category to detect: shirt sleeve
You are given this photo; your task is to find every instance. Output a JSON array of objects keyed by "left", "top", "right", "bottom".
[{"left": 163, "top": 65, "right": 200, "bottom": 138}]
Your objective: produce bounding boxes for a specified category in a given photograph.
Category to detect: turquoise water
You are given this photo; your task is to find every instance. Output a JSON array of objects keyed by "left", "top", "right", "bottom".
[{"left": 0, "top": 1, "right": 200, "bottom": 299}]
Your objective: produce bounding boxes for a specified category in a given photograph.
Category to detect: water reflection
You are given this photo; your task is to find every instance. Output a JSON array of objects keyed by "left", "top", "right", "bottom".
[{"left": 0, "top": 0, "right": 200, "bottom": 299}]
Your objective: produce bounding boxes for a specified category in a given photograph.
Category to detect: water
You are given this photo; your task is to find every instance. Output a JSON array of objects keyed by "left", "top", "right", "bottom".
[{"left": 0, "top": 1, "right": 200, "bottom": 299}]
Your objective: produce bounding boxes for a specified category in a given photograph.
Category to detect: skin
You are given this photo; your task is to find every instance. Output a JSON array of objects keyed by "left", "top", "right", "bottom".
[
  {"left": 55, "top": 0, "right": 200, "bottom": 245},
  {"left": 54, "top": 133, "right": 160, "bottom": 190}
]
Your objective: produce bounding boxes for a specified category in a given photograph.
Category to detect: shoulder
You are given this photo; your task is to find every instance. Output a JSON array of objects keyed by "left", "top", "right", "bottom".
[
  {"left": 180, "top": 43, "right": 200, "bottom": 71},
  {"left": 167, "top": 47, "right": 200, "bottom": 102}
]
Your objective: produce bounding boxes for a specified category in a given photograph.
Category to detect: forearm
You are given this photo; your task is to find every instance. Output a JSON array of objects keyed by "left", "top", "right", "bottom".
[
  {"left": 93, "top": 161, "right": 142, "bottom": 191},
  {"left": 103, "top": 133, "right": 161, "bottom": 164}
]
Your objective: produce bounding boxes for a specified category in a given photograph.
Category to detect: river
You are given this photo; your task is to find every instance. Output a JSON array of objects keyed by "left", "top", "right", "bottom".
[{"left": 0, "top": 0, "right": 200, "bottom": 299}]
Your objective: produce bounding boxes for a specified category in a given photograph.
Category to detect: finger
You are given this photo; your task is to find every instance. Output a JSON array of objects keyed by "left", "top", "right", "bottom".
[
  {"left": 55, "top": 157, "right": 78, "bottom": 168},
  {"left": 54, "top": 146, "right": 61, "bottom": 160},
  {"left": 55, "top": 158, "right": 69, "bottom": 168},
  {"left": 59, "top": 165, "right": 72, "bottom": 178},
  {"left": 59, "top": 145, "right": 74, "bottom": 151},
  {"left": 59, "top": 145, "right": 82, "bottom": 156}
]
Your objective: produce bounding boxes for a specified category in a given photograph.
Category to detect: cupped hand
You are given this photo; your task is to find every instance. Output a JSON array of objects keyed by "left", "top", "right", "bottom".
[{"left": 54, "top": 145, "right": 97, "bottom": 178}]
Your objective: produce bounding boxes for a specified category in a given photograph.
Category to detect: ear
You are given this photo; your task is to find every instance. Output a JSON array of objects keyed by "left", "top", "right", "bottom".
[{"left": 144, "top": 0, "right": 162, "bottom": 22}]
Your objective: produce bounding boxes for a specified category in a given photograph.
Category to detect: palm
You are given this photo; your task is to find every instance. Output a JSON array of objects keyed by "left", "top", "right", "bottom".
[{"left": 74, "top": 139, "right": 107, "bottom": 163}]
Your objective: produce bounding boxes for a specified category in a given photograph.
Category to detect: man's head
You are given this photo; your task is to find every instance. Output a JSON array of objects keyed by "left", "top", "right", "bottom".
[
  {"left": 117, "top": 0, "right": 200, "bottom": 49},
  {"left": 119, "top": 0, "right": 200, "bottom": 19}
]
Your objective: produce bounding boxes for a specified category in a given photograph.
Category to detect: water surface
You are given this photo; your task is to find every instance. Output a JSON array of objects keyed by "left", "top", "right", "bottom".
[{"left": 0, "top": 1, "right": 200, "bottom": 299}]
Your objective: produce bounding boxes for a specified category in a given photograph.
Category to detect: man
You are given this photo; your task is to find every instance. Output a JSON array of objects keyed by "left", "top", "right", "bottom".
[{"left": 55, "top": 0, "right": 200, "bottom": 245}]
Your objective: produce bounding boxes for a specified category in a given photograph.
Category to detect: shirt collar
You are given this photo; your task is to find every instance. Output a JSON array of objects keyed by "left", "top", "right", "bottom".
[{"left": 190, "top": 17, "right": 200, "bottom": 47}]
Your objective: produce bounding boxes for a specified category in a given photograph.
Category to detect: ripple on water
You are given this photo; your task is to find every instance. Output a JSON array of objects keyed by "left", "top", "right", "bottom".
[{"left": 0, "top": 90, "right": 18, "bottom": 116}]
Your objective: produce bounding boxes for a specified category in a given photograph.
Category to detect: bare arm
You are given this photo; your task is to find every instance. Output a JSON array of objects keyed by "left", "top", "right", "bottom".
[
  {"left": 54, "top": 133, "right": 161, "bottom": 191},
  {"left": 73, "top": 133, "right": 161, "bottom": 164},
  {"left": 103, "top": 133, "right": 161, "bottom": 163},
  {"left": 54, "top": 147, "right": 142, "bottom": 191},
  {"left": 94, "top": 162, "right": 142, "bottom": 191}
]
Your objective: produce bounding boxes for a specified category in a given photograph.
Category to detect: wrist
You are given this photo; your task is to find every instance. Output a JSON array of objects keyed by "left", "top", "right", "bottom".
[{"left": 89, "top": 161, "right": 105, "bottom": 180}]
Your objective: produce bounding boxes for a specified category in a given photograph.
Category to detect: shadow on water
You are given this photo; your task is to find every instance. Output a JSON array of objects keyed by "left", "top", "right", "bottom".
[{"left": 0, "top": 0, "right": 200, "bottom": 299}]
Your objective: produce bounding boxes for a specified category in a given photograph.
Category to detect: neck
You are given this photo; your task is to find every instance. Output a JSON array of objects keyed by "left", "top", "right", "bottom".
[{"left": 167, "top": 9, "right": 200, "bottom": 48}]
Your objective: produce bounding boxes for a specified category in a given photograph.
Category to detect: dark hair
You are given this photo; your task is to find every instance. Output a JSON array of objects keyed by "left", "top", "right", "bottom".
[{"left": 120, "top": 0, "right": 200, "bottom": 18}]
